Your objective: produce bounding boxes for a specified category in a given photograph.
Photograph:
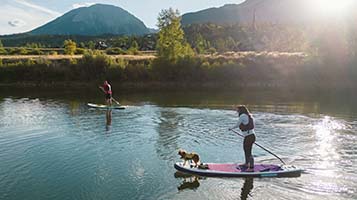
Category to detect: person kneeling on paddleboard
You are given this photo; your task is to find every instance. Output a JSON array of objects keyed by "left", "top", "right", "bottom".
[
  {"left": 229, "top": 105, "right": 256, "bottom": 172},
  {"left": 99, "top": 80, "right": 113, "bottom": 106}
]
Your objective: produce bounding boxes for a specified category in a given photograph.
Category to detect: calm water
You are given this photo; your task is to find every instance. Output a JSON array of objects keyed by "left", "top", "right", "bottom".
[{"left": 0, "top": 88, "right": 357, "bottom": 200}]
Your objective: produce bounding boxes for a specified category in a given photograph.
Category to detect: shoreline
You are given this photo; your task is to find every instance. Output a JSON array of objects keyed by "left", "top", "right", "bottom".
[
  {"left": 1, "top": 52, "right": 356, "bottom": 92},
  {"left": 0, "top": 81, "right": 355, "bottom": 92}
]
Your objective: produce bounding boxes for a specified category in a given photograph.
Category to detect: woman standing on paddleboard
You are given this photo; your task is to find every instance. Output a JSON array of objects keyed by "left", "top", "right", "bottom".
[
  {"left": 99, "top": 80, "right": 112, "bottom": 106},
  {"left": 229, "top": 105, "right": 256, "bottom": 172}
]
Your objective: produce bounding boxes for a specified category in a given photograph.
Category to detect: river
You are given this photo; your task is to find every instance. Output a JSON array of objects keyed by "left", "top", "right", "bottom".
[{"left": 0, "top": 88, "right": 356, "bottom": 200}]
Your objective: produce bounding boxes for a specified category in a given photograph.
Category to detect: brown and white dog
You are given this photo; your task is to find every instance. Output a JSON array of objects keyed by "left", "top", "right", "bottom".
[{"left": 178, "top": 149, "right": 200, "bottom": 167}]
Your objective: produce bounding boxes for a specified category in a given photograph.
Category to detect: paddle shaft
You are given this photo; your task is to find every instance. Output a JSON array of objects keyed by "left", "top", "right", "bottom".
[
  {"left": 230, "top": 129, "right": 286, "bottom": 165},
  {"left": 111, "top": 97, "right": 121, "bottom": 105}
]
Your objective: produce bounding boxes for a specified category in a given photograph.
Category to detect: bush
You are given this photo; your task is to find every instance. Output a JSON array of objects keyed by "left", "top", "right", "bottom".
[
  {"left": 0, "top": 48, "right": 7, "bottom": 55},
  {"left": 207, "top": 47, "right": 217, "bottom": 55},
  {"left": 78, "top": 50, "right": 112, "bottom": 80},
  {"left": 127, "top": 47, "right": 140, "bottom": 55},
  {"left": 152, "top": 56, "right": 203, "bottom": 81},
  {"left": 111, "top": 57, "right": 128, "bottom": 69},
  {"left": 8, "top": 48, "right": 28, "bottom": 55},
  {"left": 28, "top": 48, "right": 43, "bottom": 55},
  {"left": 49, "top": 51, "right": 58, "bottom": 55},
  {"left": 75, "top": 48, "right": 86, "bottom": 55},
  {"left": 64, "top": 40, "right": 77, "bottom": 55},
  {"left": 106, "top": 47, "right": 126, "bottom": 55}
]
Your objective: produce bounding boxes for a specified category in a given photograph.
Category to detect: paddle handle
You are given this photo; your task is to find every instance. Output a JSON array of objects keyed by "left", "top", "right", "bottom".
[{"left": 230, "top": 129, "right": 286, "bottom": 165}]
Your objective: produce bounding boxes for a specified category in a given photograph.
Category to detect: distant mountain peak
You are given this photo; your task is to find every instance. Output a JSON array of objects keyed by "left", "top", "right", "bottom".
[
  {"left": 30, "top": 4, "right": 149, "bottom": 36},
  {"left": 182, "top": 0, "right": 356, "bottom": 25}
]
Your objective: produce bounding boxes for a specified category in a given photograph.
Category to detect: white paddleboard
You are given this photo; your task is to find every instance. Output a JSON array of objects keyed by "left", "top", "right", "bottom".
[{"left": 87, "top": 103, "right": 126, "bottom": 110}]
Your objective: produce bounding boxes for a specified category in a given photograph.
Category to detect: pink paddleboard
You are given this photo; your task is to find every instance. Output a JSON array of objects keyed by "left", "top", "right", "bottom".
[{"left": 174, "top": 162, "right": 302, "bottom": 178}]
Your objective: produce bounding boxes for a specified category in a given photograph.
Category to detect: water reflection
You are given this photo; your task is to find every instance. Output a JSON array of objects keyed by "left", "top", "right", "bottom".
[
  {"left": 174, "top": 171, "right": 254, "bottom": 200},
  {"left": 177, "top": 178, "right": 200, "bottom": 191},
  {"left": 174, "top": 172, "right": 201, "bottom": 191},
  {"left": 306, "top": 116, "right": 348, "bottom": 195},
  {"left": 68, "top": 101, "right": 80, "bottom": 116},
  {"left": 1, "top": 89, "right": 357, "bottom": 200},
  {"left": 155, "top": 108, "right": 183, "bottom": 160},
  {"left": 106, "top": 109, "right": 112, "bottom": 132},
  {"left": 0, "top": 98, "right": 61, "bottom": 128},
  {"left": 313, "top": 116, "right": 343, "bottom": 172},
  {"left": 240, "top": 178, "right": 254, "bottom": 200}
]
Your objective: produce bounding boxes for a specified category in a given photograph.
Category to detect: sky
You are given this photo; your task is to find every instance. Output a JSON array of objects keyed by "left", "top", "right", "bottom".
[{"left": 0, "top": 0, "right": 245, "bottom": 35}]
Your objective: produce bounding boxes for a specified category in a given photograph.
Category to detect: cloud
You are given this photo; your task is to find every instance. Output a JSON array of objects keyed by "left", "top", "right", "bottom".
[
  {"left": 8, "top": 19, "right": 27, "bottom": 27},
  {"left": 13, "top": 0, "right": 60, "bottom": 16},
  {"left": 72, "top": 2, "right": 96, "bottom": 9},
  {"left": 0, "top": 0, "right": 61, "bottom": 35}
]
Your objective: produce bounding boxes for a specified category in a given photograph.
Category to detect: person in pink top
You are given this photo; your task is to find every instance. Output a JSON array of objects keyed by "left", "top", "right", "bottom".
[{"left": 99, "top": 80, "right": 113, "bottom": 106}]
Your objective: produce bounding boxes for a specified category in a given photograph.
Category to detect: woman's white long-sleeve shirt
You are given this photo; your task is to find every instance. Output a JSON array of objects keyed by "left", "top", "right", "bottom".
[{"left": 231, "top": 113, "right": 255, "bottom": 137}]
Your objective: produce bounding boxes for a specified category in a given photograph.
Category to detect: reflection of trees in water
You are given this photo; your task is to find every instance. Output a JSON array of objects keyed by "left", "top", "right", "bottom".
[
  {"left": 69, "top": 100, "right": 80, "bottom": 116},
  {"left": 155, "top": 108, "right": 183, "bottom": 160}
]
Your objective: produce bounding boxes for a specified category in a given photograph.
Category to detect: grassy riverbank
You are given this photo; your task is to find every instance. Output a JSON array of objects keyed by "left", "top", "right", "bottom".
[{"left": 1, "top": 50, "right": 356, "bottom": 90}]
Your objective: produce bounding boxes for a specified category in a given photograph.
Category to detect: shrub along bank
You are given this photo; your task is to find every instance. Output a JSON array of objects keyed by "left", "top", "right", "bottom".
[{"left": 0, "top": 50, "right": 355, "bottom": 90}]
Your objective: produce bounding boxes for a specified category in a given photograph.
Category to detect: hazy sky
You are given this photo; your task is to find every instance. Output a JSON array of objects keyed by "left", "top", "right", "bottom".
[{"left": 0, "top": 0, "right": 245, "bottom": 35}]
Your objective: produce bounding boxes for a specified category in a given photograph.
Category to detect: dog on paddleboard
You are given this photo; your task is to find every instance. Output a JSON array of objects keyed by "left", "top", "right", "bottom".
[{"left": 178, "top": 149, "right": 200, "bottom": 167}]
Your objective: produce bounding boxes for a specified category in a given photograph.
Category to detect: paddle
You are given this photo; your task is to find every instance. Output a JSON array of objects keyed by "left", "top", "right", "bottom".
[
  {"left": 111, "top": 97, "right": 121, "bottom": 106},
  {"left": 229, "top": 129, "right": 286, "bottom": 165}
]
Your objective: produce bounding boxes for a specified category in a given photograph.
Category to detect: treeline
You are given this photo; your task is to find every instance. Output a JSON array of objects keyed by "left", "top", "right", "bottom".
[
  {"left": 0, "top": 24, "right": 310, "bottom": 53},
  {"left": 0, "top": 34, "right": 156, "bottom": 51},
  {"left": 184, "top": 23, "right": 308, "bottom": 53},
  {"left": 0, "top": 39, "right": 146, "bottom": 56},
  {"left": 1, "top": 22, "right": 356, "bottom": 59},
  {"left": 184, "top": 22, "right": 357, "bottom": 58}
]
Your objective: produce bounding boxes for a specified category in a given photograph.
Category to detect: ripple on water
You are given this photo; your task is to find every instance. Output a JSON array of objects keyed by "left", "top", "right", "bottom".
[{"left": 1, "top": 98, "right": 357, "bottom": 200}]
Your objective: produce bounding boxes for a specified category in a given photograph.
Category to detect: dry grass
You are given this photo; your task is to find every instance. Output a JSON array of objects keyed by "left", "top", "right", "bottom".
[
  {"left": 202, "top": 51, "right": 307, "bottom": 59},
  {"left": 0, "top": 54, "right": 156, "bottom": 61},
  {"left": 110, "top": 54, "right": 156, "bottom": 60},
  {"left": 0, "top": 51, "right": 306, "bottom": 62}
]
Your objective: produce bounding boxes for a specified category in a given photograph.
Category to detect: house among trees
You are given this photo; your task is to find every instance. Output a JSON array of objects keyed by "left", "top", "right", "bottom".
[{"left": 95, "top": 41, "right": 108, "bottom": 50}]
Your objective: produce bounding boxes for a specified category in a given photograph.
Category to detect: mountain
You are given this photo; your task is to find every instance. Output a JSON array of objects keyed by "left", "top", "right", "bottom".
[
  {"left": 182, "top": 0, "right": 357, "bottom": 25},
  {"left": 30, "top": 4, "right": 149, "bottom": 36}
]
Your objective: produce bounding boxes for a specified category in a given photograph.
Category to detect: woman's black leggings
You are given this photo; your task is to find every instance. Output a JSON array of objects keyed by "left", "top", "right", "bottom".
[{"left": 243, "top": 134, "right": 256, "bottom": 168}]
